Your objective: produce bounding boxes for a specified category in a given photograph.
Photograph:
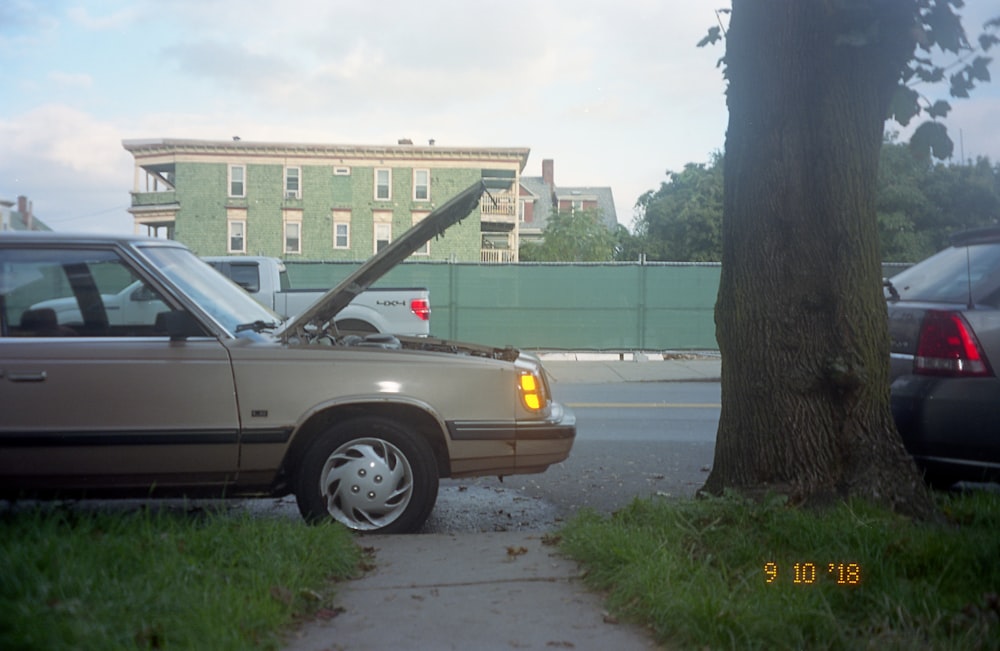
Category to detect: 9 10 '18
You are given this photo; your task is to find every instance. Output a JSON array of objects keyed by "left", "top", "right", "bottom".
[{"left": 764, "top": 562, "right": 862, "bottom": 585}]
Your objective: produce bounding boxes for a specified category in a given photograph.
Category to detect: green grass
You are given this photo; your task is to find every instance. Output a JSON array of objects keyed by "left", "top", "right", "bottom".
[
  {"left": 0, "top": 504, "right": 361, "bottom": 651},
  {"left": 559, "top": 491, "right": 1000, "bottom": 651}
]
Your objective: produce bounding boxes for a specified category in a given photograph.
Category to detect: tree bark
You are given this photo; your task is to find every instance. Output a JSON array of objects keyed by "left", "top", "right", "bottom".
[{"left": 702, "top": 0, "right": 935, "bottom": 517}]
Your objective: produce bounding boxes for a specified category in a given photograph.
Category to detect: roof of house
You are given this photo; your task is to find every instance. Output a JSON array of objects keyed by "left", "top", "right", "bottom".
[{"left": 520, "top": 177, "right": 617, "bottom": 231}]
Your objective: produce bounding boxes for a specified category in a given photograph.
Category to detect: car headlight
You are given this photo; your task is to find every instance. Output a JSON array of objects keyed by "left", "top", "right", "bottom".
[{"left": 518, "top": 371, "right": 546, "bottom": 412}]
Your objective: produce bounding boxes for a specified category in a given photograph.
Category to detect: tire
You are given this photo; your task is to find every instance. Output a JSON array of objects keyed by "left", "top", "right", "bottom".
[{"left": 295, "top": 417, "right": 439, "bottom": 534}]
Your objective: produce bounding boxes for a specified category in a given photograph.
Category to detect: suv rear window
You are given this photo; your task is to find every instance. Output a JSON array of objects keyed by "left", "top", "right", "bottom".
[{"left": 888, "top": 242, "right": 1000, "bottom": 307}]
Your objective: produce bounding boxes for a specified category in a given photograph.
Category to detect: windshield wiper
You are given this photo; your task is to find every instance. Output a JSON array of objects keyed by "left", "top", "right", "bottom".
[
  {"left": 883, "top": 278, "right": 900, "bottom": 302},
  {"left": 235, "top": 320, "right": 281, "bottom": 333}
]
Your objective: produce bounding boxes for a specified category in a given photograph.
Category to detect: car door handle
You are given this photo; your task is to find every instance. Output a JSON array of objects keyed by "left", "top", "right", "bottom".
[{"left": 6, "top": 371, "right": 48, "bottom": 382}]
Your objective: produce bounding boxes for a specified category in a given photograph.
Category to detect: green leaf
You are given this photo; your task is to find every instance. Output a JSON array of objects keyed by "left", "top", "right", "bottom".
[
  {"left": 697, "top": 26, "right": 722, "bottom": 48},
  {"left": 924, "top": 2, "right": 968, "bottom": 53},
  {"left": 927, "top": 99, "right": 951, "bottom": 118},
  {"left": 949, "top": 71, "right": 971, "bottom": 97},
  {"left": 909, "top": 121, "right": 954, "bottom": 161},
  {"left": 969, "top": 56, "right": 992, "bottom": 82},
  {"left": 888, "top": 86, "right": 921, "bottom": 126},
  {"left": 914, "top": 65, "right": 945, "bottom": 82}
]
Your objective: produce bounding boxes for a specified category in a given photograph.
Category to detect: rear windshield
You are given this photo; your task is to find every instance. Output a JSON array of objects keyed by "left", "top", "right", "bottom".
[{"left": 888, "top": 242, "right": 1000, "bottom": 307}]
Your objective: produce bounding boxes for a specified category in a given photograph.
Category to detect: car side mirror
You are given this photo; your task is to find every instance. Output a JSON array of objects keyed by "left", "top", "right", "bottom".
[
  {"left": 132, "top": 284, "right": 162, "bottom": 302},
  {"left": 155, "top": 311, "right": 206, "bottom": 341}
]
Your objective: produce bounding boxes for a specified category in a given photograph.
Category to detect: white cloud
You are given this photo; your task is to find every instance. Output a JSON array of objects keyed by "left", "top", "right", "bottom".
[{"left": 0, "top": 104, "right": 133, "bottom": 231}]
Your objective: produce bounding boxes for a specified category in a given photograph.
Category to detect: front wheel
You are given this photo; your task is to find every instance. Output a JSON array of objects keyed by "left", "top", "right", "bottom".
[{"left": 295, "top": 417, "right": 439, "bottom": 534}]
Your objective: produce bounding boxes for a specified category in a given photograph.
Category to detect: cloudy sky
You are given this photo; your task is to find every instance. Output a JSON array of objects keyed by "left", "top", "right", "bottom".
[{"left": 2, "top": 0, "right": 999, "bottom": 234}]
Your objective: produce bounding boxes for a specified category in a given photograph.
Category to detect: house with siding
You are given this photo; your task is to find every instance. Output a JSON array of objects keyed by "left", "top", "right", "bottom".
[
  {"left": 518, "top": 158, "right": 617, "bottom": 246},
  {"left": 1, "top": 196, "right": 51, "bottom": 232},
  {"left": 123, "top": 138, "right": 529, "bottom": 262}
]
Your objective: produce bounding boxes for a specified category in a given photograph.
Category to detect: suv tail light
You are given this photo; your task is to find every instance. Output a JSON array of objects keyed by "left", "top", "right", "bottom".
[
  {"left": 410, "top": 299, "right": 431, "bottom": 321},
  {"left": 915, "top": 310, "right": 993, "bottom": 377}
]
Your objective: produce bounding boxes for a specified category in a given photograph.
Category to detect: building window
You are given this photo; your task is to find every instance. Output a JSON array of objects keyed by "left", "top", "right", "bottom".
[
  {"left": 333, "top": 222, "right": 350, "bottom": 249},
  {"left": 228, "top": 220, "right": 246, "bottom": 253},
  {"left": 375, "top": 168, "right": 391, "bottom": 201},
  {"left": 284, "top": 221, "right": 301, "bottom": 254},
  {"left": 285, "top": 167, "right": 300, "bottom": 199},
  {"left": 229, "top": 165, "right": 245, "bottom": 198},
  {"left": 283, "top": 210, "right": 302, "bottom": 254},
  {"left": 411, "top": 211, "right": 430, "bottom": 255},
  {"left": 374, "top": 222, "right": 391, "bottom": 254},
  {"left": 333, "top": 210, "right": 352, "bottom": 249},
  {"left": 413, "top": 169, "right": 430, "bottom": 201}
]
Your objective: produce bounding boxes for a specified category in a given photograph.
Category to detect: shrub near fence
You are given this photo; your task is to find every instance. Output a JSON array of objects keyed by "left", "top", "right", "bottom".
[{"left": 286, "top": 261, "right": 723, "bottom": 350}]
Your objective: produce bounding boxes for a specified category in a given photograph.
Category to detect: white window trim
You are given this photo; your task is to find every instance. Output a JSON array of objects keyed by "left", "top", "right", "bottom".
[
  {"left": 413, "top": 169, "right": 430, "bottom": 202},
  {"left": 411, "top": 211, "right": 430, "bottom": 255},
  {"left": 284, "top": 166, "right": 301, "bottom": 200},
  {"left": 283, "top": 213, "right": 302, "bottom": 255},
  {"left": 374, "top": 222, "right": 392, "bottom": 255},
  {"left": 228, "top": 219, "right": 246, "bottom": 253},
  {"left": 229, "top": 165, "right": 246, "bottom": 198},
  {"left": 375, "top": 168, "right": 392, "bottom": 201},
  {"left": 333, "top": 221, "right": 350, "bottom": 249}
]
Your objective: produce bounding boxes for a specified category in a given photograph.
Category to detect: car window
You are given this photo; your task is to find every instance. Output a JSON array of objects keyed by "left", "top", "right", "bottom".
[
  {"left": 0, "top": 247, "right": 175, "bottom": 337},
  {"left": 229, "top": 263, "right": 261, "bottom": 293},
  {"left": 138, "top": 245, "right": 280, "bottom": 335},
  {"left": 888, "top": 242, "right": 1000, "bottom": 307}
]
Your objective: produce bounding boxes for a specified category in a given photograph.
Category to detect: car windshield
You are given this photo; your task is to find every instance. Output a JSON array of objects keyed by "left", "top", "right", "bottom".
[
  {"left": 888, "top": 242, "right": 1000, "bottom": 307},
  {"left": 138, "top": 245, "right": 282, "bottom": 336}
]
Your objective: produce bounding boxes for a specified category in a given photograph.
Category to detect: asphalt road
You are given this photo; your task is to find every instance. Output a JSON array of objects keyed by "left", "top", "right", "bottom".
[{"left": 421, "top": 381, "right": 721, "bottom": 533}]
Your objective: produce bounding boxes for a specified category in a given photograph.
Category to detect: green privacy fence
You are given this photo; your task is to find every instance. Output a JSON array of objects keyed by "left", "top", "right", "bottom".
[{"left": 286, "top": 261, "right": 722, "bottom": 350}]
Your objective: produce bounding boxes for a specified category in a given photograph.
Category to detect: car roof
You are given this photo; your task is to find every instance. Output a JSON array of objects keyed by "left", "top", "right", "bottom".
[
  {"left": 0, "top": 231, "right": 184, "bottom": 248},
  {"left": 948, "top": 227, "right": 1000, "bottom": 247}
]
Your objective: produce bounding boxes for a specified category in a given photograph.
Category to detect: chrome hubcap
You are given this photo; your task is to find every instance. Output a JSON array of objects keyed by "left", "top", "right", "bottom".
[{"left": 319, "top": 437, "right": 413, "bottom": 531}]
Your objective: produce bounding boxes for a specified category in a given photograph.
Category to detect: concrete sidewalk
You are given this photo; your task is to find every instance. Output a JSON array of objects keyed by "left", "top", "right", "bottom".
[
  {"left": 282, "top": 354, "right": 710, "bottom": 651},
  {"left": 283, "top": 532, "right": 662, "bottom": 651},
  {"left": 538, "top": 351, "right": 721, "bottom": 384}
]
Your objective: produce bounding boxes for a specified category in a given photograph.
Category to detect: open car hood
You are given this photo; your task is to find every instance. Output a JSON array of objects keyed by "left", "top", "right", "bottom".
[{"left": 278, "top": 179, "right": 492, "bottom": 342}]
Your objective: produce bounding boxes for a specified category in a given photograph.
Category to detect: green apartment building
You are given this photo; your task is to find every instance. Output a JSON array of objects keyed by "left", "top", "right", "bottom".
[{"left": 123, "top": 138, "right": 529, "bottom": 262}]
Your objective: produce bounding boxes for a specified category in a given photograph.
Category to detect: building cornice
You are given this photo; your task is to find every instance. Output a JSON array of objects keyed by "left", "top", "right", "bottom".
[{"left": 122, "top": 138, "right": 530, "bottom": 171}]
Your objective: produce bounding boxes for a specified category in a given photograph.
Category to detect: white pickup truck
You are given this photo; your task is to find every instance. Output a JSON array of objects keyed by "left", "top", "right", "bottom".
[{"left": 203, "top": 256, "right": 431, "bottom": 336}]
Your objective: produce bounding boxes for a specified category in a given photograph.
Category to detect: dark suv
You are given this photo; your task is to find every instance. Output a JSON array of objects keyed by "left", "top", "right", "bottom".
[{"left": 887, "top": 227, "right": 1000, "bottom": 488}]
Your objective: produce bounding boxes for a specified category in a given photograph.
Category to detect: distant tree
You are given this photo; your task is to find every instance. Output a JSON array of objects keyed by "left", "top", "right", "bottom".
[
  {"left": 633, "top": 140, "right": 999, "bottom": 264},
  {"left": 876, "top": 136, "right": 940, "bottom": 261},
  {"left": 611, "top": 224, "right": 644, "bottom": 262},
  {"left": 519, "top": 209, "right": 616, "bottom": 262},
  {"left": 877, "top": 136, "right": 1000, "bottom": 261},
  {"left": 634, "top": 154, "right": 724, "bottom": 261}
]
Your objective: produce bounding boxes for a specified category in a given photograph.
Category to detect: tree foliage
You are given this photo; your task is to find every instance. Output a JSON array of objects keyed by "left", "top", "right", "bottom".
[
  {"left": 634, "top": 153, "right": 724, "bottom": 262},
  {"left": 878, "top": 138, "right": 1000, "bottom": 260},
  {"left": 518, "top": 209, "right": 617, "bottom": 262},
  {"left": 699, "top": 3, "right": 1000, "bottom": 162},
  {"left": 632, "top": 142, "right": 1000, "bottom": 263}
]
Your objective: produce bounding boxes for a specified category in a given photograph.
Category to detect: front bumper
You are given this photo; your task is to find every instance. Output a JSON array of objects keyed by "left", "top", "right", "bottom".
[{"left": 445, "top": 402, "right": 576, "bottom": 477}]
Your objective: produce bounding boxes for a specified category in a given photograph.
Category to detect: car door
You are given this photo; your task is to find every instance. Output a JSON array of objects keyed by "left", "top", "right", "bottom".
[{"left": 0, "top": 244, "right": 241, "bottom": 492}]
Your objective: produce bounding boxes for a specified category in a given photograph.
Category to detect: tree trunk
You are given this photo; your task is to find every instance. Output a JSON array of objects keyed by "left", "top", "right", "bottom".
[{"left": 702, "top": 0, "right": 935, "bottom": 518}]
